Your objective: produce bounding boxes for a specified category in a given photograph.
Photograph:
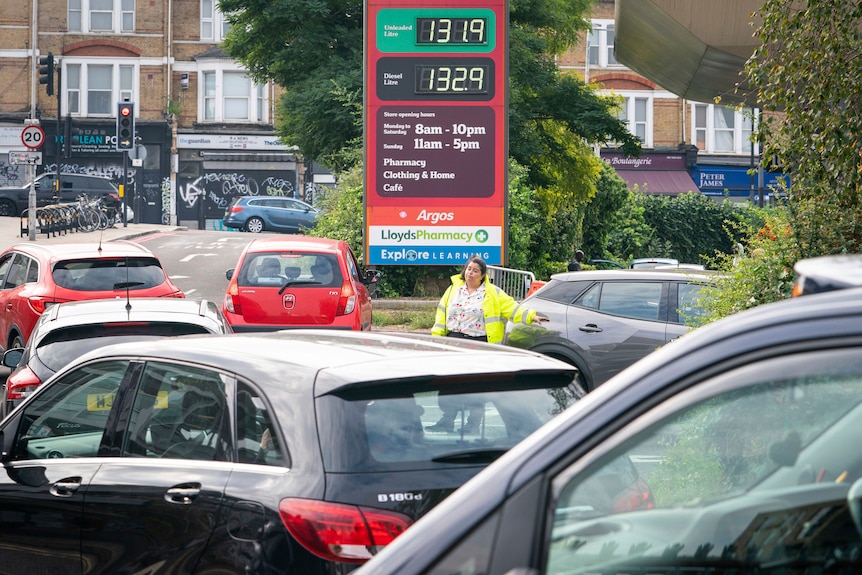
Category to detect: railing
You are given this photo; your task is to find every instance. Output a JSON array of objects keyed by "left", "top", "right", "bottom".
[
  {"left": 487, "top": 265, "right": 537, "bottom": 301},
  {"left": 19, "top": 204, "right": 80, "bottom": 238}
]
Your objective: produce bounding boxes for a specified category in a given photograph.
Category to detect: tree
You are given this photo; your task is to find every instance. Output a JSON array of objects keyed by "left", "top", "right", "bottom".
[
  {"left": 746, "top": 0, "right": 862, "bottom": 257},
  {"left": 220, "top": 0, "right": 640, "bottom": 190}
]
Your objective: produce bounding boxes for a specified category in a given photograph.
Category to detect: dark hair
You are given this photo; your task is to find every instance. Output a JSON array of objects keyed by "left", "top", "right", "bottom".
[{"left": 460, "top": 255, "right": 487, "bottom": 281}]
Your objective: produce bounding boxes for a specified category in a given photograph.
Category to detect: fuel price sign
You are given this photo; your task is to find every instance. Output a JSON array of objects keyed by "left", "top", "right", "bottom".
[{"left": 365, "top": 0, "right": 508, "bottom": 266}]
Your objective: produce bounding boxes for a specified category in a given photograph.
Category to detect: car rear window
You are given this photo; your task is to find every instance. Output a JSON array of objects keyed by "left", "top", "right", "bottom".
[
  {"left": 36, "top": 324, "right": 213, "bottom": 371},
  {"left": 238, "top": 252, "right": 343, "bottom": 288},
  {"left": 53, "top": 258, "right": 167, "bottom": 291},
  {"left": 317, "top": 374, "right": 581, "bottom": 472}
]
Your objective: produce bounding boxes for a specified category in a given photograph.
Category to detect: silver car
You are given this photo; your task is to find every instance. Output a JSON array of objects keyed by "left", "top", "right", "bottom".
[{"left": 504, "top": 269, "right": 713, "bottom": 391}]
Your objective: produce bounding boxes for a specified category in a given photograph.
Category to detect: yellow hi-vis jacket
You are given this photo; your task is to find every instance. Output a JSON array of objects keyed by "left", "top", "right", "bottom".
[{"left": 431, "top": 274, "right": 538, "bottom": 344}]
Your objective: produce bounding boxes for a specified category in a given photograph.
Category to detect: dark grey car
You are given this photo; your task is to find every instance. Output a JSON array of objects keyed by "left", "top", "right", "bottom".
[
  {"left": 0, "top": 172, "right": 121, "bottom": 217},
  {"left": 354, "top": 284, "right": 862, "bottom": 575},
  {"left": 504, "top": 269, "right": 713, "bottom": 391}
]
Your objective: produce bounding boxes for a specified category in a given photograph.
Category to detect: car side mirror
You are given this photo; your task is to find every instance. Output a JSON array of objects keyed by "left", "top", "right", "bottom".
[
  {"left": 226, "top": 269, "right": 234, "bottom": 280},
  {"left": 2, "top": 349, "right": 23, "bottom": 368}
]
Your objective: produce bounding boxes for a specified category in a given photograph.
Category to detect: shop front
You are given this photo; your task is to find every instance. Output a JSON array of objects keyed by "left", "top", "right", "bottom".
[
  {"left": 175, "top": 133, "right": 298, "bottom": 230},
  {"left": 691, "top": 164, "right": 790, "bottom": 204}
]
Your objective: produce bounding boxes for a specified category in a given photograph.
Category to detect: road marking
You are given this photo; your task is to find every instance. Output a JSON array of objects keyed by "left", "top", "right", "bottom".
[{"left": 179, "top": 253, "right": 218, "bottom": 262}]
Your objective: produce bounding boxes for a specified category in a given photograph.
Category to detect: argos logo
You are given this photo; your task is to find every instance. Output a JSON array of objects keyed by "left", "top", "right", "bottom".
[{"left": 416, "top": 209, "right": 454, "bottom": 224}]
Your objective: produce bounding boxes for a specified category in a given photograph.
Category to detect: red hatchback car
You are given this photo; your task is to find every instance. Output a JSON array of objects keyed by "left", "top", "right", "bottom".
[
  {"left": 0, "top": 241, "right": 184, "bottom": 350},
  {"left": 223, "top": 236, "right": 380, "bottom": 331}
]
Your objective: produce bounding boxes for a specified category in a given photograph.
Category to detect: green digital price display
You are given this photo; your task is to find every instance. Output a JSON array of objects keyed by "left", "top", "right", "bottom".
[{"left": 416, "top": 17, "right": 488, "bottom": 45}]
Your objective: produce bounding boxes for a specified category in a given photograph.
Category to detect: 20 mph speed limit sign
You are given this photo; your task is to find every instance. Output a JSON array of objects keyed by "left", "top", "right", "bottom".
[{"left": 21, "top": 125, "right": 46, "bottom": 150}]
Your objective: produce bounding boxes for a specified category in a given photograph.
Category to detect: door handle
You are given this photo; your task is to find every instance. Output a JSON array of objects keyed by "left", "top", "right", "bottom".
[
  {"left": 165, "top": 483, "right": 201, "bottom": 505},
  {"left": 51, "top": 477, "right": 83, "bottom": 497},
  {"left": 579, "top": 324, "right": 603, "bottom": 333}
]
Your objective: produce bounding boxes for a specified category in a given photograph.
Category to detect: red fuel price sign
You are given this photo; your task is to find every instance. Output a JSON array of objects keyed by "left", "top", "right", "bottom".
[{"left": 364, "top": 0, "right": 508, "bottom": 266}]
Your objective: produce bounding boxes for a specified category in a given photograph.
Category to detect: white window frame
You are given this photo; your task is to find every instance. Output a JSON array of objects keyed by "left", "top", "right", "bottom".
[
  {"left": 604, "top": 91, "right": 653, "bottom": 147},
  {"left": 587, "top": 19, "right": 619, "bottom": 68},
  {"left": 201, "top": 0, "right": 231, "bottom": 42},
  {"left": 68, "top": 0, "right": 135, "bottom": 33},
  {"left": 197, "top": 64, "right": 269, "bottom": 123},
  {"left": 61, "top": 59, "right": 140, "bottom": 117},
  {"left": 692, "top": 103, "right": 758, "bottom": 155}
]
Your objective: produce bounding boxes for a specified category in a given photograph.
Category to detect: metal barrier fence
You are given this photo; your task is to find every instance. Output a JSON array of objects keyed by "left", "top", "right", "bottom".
[
  {"left": 20, "top": 204, "right": 80, "bottom": 238},
  {"left": 487, "top": 265, "right": 536, "bottom": 301}
]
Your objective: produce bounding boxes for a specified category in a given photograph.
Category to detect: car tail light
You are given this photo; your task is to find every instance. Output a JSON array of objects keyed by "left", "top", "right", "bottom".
[
  {"left": 279, "top": 498, "right": 412, "bottom": 564},
  {"left": 224, "top": 279, "right": 242, "bottom": 314},
  {"left": 6, "top": 366, "right": 43, "bottom": 401},
  {"left": 28, "top": 296, "right": 56, "bottom": 315},
  {"left": 611, "top": 478, "right": 656, "bottom": 513},
  {"left": 336, "top": 280, "right": 356, "bottom": 316}
]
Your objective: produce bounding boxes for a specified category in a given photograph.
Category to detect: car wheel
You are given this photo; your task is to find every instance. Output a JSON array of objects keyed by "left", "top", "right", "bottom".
[
  {"left": 245, "top": 217, "right": 265, "bottom": 233},
  {"left": 10, "top": 334, "right": 24, "bottom": 349},
  {"left": 0, "top": 199, "right": 18, "bottom": 218}
]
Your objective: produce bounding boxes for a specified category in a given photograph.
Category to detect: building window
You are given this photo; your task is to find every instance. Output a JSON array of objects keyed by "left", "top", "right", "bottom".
[
  {"left": 692, "top": 103, "right": 757, "bottom": 155},
  {"left": 201, "top": 0, "right": 231, "bottom": 41},
  {"left": 68, "top": 0, "right": 135, "bottom": 33},
  {"left": 616, "top": 94, "right": 652, "bottom": 146},
  {"left": 588, "top": 19, "right": 618, "bottom": 68},
  {"left": 62, "top": 62, "right": 139, "bottom": 117},
  {"left": 198, "top": 67, "right": 268, "bottom": 123}
]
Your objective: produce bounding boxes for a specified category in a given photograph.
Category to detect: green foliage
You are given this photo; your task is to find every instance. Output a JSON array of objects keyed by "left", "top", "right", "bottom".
[
  {"left": 747, "top": 0, "right": 862, "bottom": 256},
  {"left": 581, "top": 162, "right": 633, "bottom": 261},
  {"left": 697, "top": 208, "right": 797, "bottom": 324}
]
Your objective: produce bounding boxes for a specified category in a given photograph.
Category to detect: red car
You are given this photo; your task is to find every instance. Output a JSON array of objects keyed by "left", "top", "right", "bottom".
[
  {"left": 0, "top": 241, "right": 184, "bottom": 350},
  {"left": 223, "top": 236, "right": 380, "bottom": 331}
]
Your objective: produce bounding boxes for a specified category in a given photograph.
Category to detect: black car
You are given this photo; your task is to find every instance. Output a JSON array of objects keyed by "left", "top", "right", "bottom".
[
  {"left": 504, "top": 269, "right": 714, "bottom": 391},
  {"left": 0, "top": 172, "right": 122, "bottom": 217},
  {"left": 0, "top": 297, "right": 233, "bottom": 418},
  {"left": 354, "top": 285, "right": 862, "bottom": 575},
  {"left": 0, "top": 330, "right": 580, "bottom": 574}
]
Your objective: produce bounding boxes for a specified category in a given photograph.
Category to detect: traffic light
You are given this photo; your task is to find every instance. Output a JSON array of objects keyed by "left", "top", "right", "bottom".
[
  {"left": 38, "top": 52, "right": 54, "bottom": 96},
  {"left": 116, "top": 102, "right": 135, "bottom": 150}
]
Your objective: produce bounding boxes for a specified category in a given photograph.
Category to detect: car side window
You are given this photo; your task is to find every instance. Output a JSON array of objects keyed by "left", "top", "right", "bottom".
[
  {"left": 24, "top": 257, "right": 38, "bottom": 283},
  {"left": 4, "top": 254, "right": 29, "bottom": 289},
  {"left": 122, "top": 362, "right": 231, "bottom": 461},
  {"left": 236, "top": 382, "right": 285, "bottom": 466},
  {"left": 578, "top": 281, "right": 662, "bottom": 320},
  {"left": 8, "top": 360, "right": 130, "bottom": 461},
  {"left": 545, "top": 348, "right": 862, "bottom": 574}
]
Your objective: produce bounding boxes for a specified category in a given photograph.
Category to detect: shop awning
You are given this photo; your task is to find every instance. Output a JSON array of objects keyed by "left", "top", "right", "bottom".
[{"left": 616, "top": 170, "right": 701, "bottom": 196}]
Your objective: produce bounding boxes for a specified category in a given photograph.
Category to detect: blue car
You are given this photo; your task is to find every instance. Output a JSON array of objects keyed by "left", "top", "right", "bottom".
[{"left": 223, "top": 196, "right": 319, "bottom": 233}]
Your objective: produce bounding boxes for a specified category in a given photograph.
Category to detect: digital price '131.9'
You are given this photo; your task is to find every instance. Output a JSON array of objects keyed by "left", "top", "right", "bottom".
[
  {"left": 416, "top": 17, "right": 487, "bottom": 45},
  {"left": 415, "top": 65, "right": 488, "bottom": 95}
]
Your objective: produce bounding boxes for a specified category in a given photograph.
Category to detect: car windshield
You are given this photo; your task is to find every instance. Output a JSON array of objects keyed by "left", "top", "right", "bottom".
[
  {"left": 317, "top": 374, "right": 581, "bottom": 472},
  {"left": 238, "top": 252, "right": 342, "bottom": 288},
  {"left": 54, "top": 258, "right": 166, "bottom": 291}
]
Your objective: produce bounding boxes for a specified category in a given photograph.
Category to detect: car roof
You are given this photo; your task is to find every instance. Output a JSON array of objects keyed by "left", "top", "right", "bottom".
[
  {"left": 11, "top": 240, "right": 155, "bottom": 259},
  {"left": 243, "top": 235, "right": 343, "bottom": 254},
  {"left": 68, "top": 330, "right": 577, "bottom": 396},
  {"left": 548, "top": 269, "right": 715, "bottom": 282},
  {"left": 793, "top": 254, "right": 862, "bottom": 296}
]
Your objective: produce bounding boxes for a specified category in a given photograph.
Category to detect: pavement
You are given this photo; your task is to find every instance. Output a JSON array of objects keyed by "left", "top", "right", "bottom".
[{"left": 0, "top": 215, "right": 184, "bottom": 251}]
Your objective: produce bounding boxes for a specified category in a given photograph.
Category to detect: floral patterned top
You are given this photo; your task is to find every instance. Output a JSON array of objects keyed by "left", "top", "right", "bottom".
[{"left": 445, "top": 284, "right": 487, "bottom": 337}]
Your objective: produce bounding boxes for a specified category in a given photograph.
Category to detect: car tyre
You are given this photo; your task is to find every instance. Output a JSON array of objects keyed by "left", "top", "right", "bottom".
[
  {"left": 245, "top": 217, "right": 265, "bottom": 233},
  {"left": 0, "top": 199, "right": 18, "bottom": 218}
]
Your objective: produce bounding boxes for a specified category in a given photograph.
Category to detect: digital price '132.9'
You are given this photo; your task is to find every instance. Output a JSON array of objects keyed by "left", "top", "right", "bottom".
[
  {"left": 415, "top": 65, "right": 488, "bottom": 95},
  {"left": 416, "top": 17, "right": 487, "bottom": 45}
]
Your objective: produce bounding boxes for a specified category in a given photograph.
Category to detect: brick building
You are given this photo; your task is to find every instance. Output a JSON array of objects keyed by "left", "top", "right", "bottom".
[
  {"left": 0, "top": 0, "right": 300, "bottom": 226},
  {"left": 558, "top": 0, "right": 785, "bottom": 203}
]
